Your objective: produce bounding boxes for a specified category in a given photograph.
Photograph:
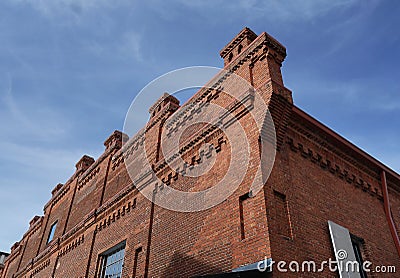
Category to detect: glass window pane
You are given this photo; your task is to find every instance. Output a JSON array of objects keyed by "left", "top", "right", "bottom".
[
  {"left": 47, "top": 221, "right": 57, "bottom": 243},
  {"left": 100, "top": 243, "right": 125, "bottom": 278}
]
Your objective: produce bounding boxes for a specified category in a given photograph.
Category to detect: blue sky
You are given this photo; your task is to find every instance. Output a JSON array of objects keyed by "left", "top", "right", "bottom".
[{"left": 0, "top": 0, "right": 399, "bottom": 252}]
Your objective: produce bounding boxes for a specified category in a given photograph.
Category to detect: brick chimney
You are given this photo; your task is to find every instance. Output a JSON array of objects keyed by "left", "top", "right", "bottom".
[
  {"left": 51, "top": 183, "right": 64, "bottom": 196},
  {"left": 104, "top": 130, "right": 129, "bottom": 151},
  {"left": 146, "top": 93, "right": 180, "bottom": 164},
  {"left": 29, "top": 216, "right": 43, "bottom": 228},
  {"left": 75, "top": 155, "right": 95, "bottom": 173},
  {"left": 220, "top": 27, "right": 290, "bottom": 103},
  {"left": 220, "top": 27, "right": 258, "bottom": 66},
  {"left": 148, "top": 93, "right": 180, "bottom": 119}
]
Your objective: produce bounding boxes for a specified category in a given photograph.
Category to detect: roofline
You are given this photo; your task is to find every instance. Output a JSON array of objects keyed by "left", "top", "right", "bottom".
[{"left": 292, "top": 106, "right": 400, "bottom": 183}]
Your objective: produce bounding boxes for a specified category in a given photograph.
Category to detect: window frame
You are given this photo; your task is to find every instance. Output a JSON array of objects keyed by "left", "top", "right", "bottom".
[
  {"left": 98, "top": 241, "right": 126, "bottom": 278},
  {"left": 350, "top": 234, "right": 368, "bottom": 278},
  {"left": 46, "top": 221, "right": 58, "bottom": 244}
]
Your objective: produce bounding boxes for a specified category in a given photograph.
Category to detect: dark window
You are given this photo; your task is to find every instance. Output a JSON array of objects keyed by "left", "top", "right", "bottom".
[
  {"left": 351, "top": 235, "right": 367, "bottom": 278},
  {"left": 47, "top": 221, "right": 57, "bottom": 244},
  {"left": 99, "top": 241, "right": 126, "bottom": 278}
]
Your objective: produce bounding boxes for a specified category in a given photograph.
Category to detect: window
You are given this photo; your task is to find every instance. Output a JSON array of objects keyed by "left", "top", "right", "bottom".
[
  {"left": 99, "top": 241, "right": 126, "bottom": 278},
  {"left": 0, "top": 253, "right": 7, "bottom": 264},
  {"left": 47, "top": 221, "right": 57, "bottom": 244},
  {"left": 351, "top": 234, "right": 367, "bottom": 278},
  {"left": 328, "top": 221, "right": 368, "bottom": 277}
]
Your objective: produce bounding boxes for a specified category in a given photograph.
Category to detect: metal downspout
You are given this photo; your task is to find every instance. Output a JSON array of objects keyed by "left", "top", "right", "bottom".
[{"left": 381, "top": 170, "right": 400, "bottom": 258}]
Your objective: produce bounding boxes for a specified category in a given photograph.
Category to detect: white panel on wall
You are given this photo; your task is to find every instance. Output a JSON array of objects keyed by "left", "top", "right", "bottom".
[{"left": 328, "top": 220, "right": 361, "bottom": 278}]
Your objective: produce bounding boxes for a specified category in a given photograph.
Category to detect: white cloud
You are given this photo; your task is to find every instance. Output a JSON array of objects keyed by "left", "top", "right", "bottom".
[
  {"left": 375, "top": 101, "right": 400, "bottom": 112},
  {"left": 289, "top": 73, "right": 400, "bottom": 113},
  {"left": 0, "top": 141, "right": 84, "bottom": 173},
  {"left": 0, "top": 140, "right": 93, "bottom": 251},
  {"left": 7, "top": 0, "right": 367, "bottom": 25},
  {"left": 172, "top": 0, "right": 360, "bottom": 21},
  {"left": 11, "top": 0, "right": 115, "bottom": 16},
  {"left": 0, "top": 75, "right": 70, "bottom": 142},
  {"left": 119, "top": 31, "right": 142, "bottom": 62},
  {"left": 82, "top": 31, "right": 142, "bottom": 62},
  {"left": 270, "top": 0, "right": 360, "bottom": 20}
]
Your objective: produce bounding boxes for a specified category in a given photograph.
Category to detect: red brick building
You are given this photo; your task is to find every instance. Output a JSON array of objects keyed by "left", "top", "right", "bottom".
[{"left": 2, "top": 28, "right": 399, "bottom": 278}]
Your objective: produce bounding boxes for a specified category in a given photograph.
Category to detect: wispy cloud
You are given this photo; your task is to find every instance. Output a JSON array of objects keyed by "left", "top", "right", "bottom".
[
  {"left": 83, "top": 31, "right": 143, "bottom": 62},
  {"left": 0, "top": 141, "right": 83, "bottom": 182},
  {"left": 253, "top": 0, "right": 360, "bottom": 21},
  {"left": 10, "top": 0, "right": 124, "bottom": 18},
  {"left": 294, "top": 76, "right": 400, "bottom": 113},
  {"left": 0, "top": 74, "right": 70, "bottom": 142},
  {"left": 119, "top": 31, "right": 142, "bottom": 62},
  {"left": 0, "top": 140, "right": 95, "bottom": 251},
  {"left": 321, "top": 0, "right": 381, "bottom": 55},
  {"left": 167, "top": 0, "right": 361, "bottom": 22},
  {"left": 6, "top": 0, "right": 367, "bottom": 25},
  {"left": 375, "top": 101, "right": 400, "bottom": 112}
]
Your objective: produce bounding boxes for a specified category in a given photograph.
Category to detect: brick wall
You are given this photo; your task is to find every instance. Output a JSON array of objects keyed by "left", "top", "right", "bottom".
[{"left": 2, "top": 27, "right": 399, "bottom": 278}]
